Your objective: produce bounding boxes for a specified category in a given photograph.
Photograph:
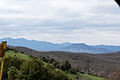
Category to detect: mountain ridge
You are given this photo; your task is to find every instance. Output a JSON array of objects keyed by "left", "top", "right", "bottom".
[{"left": 0, "top": 37, "right": 120, "bottom": 53}]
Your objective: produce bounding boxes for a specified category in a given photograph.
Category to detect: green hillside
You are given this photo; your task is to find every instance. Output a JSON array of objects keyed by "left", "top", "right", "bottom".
[
  {"left": 1, "top": 50, "right": 107, "bottom": 80},
  {"left": 5, "top": 50, "right": 31, "bottom": 60}
]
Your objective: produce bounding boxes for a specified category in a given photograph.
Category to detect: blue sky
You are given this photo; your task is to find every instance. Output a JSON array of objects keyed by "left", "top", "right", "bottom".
[{"left": 0, "top": 0, "right": 120, "bottom": 45}]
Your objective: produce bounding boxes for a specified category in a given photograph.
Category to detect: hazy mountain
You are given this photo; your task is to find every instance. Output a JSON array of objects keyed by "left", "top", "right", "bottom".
[
  {"left": 0, "top": 37, "right": 120, "bottom": 53},
  {"left": 61, "top": 43, "right": 112, "bottom": 53},
  {"left": 0, "top": 37, "right": 71, "bottom": 51},
  {"left": 95, "top": 45, "right": 120, "bottom": 52}
]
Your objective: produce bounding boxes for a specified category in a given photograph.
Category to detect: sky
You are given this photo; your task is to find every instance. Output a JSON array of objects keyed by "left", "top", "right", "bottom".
[{"left": 0, "top": 0, "right": 120, "bottom": 45}]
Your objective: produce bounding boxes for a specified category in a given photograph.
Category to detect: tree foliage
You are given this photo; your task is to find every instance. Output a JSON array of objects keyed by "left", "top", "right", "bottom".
[
  {"left": 8, "top": 66, "right": 17, "bottom": 80},
  {"left": 1, "top": 57, "right": 71, "bottom": 80}
]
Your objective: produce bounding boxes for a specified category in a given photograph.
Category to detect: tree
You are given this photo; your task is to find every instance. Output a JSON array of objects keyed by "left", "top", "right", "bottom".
[
  {"left": 1, "top": 56, "right": 71, "bottom": 80},
  {"left": 7, "top": 66, "right": 17, "bottom": 80},
  {"left": 17, "top": 59, "right": 46, "bottom": 80},
  {"left": 59, "top": 61, "right": 71, "bottom": 71},
  {"left": 2, "top": 56, "right": 24, "bottom": 79}
]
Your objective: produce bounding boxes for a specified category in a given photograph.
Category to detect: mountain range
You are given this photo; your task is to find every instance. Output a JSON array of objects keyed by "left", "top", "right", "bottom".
[{"left": 0, "top": 37, "right": 120, "bottom": 54}]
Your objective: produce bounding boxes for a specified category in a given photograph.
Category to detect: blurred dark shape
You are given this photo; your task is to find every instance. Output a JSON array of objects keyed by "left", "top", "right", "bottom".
[
  {"left": 115, "top": 0, "right": 120, "bottom": 6},
  {"left": 0, "top": 41, "right": 7, "bottom": 57}
]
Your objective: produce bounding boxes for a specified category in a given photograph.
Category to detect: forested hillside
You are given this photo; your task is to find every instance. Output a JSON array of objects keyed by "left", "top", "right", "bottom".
[
  {"left": 0, "top": 47, "right": 107, "bottom": 80},
  {"left": 7, "top": 46, "right": 120, "bottom": 79}
]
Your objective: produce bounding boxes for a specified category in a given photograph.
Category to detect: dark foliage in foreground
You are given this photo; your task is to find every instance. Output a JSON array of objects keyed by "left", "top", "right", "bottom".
[{"left": 1, "top": 57, "right": 71, "bottom": 80}]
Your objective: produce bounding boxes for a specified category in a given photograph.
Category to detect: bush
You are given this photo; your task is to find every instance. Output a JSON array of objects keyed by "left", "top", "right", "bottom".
[
  {"left": 69, "top": 68, "right": 77, "bottom": 74},
  {"left": 17, "top": 59, "right": 47, "bottom": 80},
  {"left": 2, "top": 56, "right": 24, "bottom": 79},
  {"left": 7, "top": 66, "right": 17, "bottom": 80},
  {"left": 1, "top": 57, "right": 71, "bottom": 80},
  {"left": 108, "top": 69, "right": 120, "bottom": 80},
  {"left": 59, "top": 61, "right": 71, "bottom": 71}
]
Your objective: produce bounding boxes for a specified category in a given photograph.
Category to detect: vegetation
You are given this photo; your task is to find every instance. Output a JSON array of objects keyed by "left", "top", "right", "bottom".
[
  {"left": 6, "top": 50, "right": 31, "bottom": 60},
  {"left": 1, "top": 56, "right": 71, "bottom": 80},
  {"left": 0, "top": 49, "right": 107, "bottom": 80},
  {"left": 108, "top": 69, "right": 120, "bottom": 80},
  {"left": 68, "top": 73, "right": 106, "bottom": 80},
  {"left": 36, "top": 51, "right": 120, "bottom": 78},
  {"left": 9, "top": 46, "right": 120, "bottom": 78}
]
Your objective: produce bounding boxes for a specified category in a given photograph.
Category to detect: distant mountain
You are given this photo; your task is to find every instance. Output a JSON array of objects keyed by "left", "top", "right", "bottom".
[
  {"left": 0, "top": 37, "right": 120, "bottom": 53},
  {"left": 95, "top": 45, "right": 120, "bottom": 52},
  {"left": 61, "top": 43, "right": 112, "bottom": 53},
  {"left": 0, "top": 37, "right": 71, "bottom": 51}
]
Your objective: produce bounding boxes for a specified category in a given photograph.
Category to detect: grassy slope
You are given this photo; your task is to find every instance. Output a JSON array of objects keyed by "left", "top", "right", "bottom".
[
  {"left": 5, "top": 50, "right": 31, "bottom": 60},
  {"left": 5, "top": 50, "right": 107, "bottom": 80},
  {"left": 68, "top": 72, "right": 106, "bottom": 80}
]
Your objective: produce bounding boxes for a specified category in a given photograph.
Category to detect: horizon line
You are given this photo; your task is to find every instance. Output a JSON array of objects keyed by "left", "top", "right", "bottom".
[{"left": 0, "top": 37, "right": 120, "bottom": 46}]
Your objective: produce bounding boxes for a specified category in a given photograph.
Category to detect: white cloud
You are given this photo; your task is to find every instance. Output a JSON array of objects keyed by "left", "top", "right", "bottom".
[{"left": 0, "top": 0, "right": 120, "bottom": 45}]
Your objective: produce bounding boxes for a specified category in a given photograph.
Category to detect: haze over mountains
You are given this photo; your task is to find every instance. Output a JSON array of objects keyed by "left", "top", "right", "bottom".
[{"left": 0, "top": 37, "right": 120, "bottom": 54}]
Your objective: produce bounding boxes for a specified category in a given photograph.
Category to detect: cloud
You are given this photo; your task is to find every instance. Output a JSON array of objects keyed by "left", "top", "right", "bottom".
[{"left": 0, "top": 0, "right": 120, "bottom": 45}]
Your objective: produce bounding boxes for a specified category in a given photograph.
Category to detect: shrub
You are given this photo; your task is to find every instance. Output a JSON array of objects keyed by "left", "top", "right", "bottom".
[
  {"left": 7, "top": 66, "right": 17, "bottom": 80},
  {"left": 108, "top": 69, "right": 120, "bottom": 80}
]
